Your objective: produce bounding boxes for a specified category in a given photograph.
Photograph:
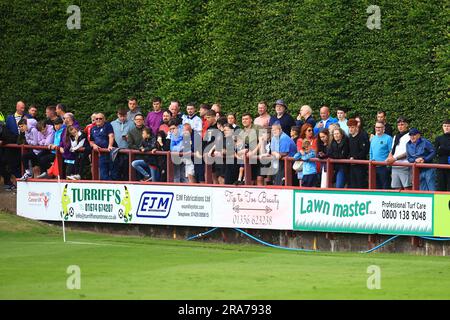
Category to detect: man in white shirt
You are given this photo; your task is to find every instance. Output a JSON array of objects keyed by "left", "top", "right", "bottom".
[
  {"left": 336, "top": 107, "right": 349, "bottom": 136},
  {"left": 182, "top": 102, "right": 202, "bottom": 135},
  {"left": 386, "top": 116, "right": 411, "bottom": 190}
]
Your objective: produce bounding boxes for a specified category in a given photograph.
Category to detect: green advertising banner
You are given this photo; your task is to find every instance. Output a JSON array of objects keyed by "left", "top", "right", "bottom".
[
  {"left": 433, "top": 194, "right": 450, "bottom": 237},
  {"left": 293, "top": 190, "right": 435, "bottom": 236}
]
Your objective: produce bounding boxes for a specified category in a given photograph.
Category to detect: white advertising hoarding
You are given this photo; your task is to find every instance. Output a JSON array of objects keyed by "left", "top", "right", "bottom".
[
  {"left": 213, "top": 188, "right": 291, "bottom": 229},
  {"left": 293, "top": 190, "right": 434, "bottom": 235},
  {"left": 18, "top": 182, "right": 439, "bottom": 236},
  {"left": 17, "top": 181, "right": 291, "bottom": 230}
]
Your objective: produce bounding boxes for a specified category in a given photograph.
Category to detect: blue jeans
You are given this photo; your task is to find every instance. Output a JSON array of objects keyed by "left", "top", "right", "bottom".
[
  {"left": 335, "top": 168, "right": 346, "bottom": 188},
  {"left": 99, "top": 154, "right": 113, "bottom": 180},
  {"left": 132, "top": 160, "right": 160, "bottom": 181},
  {"left": 173, "top": 163, "right": 186, "bottom": 183},
  {"left": 420, "top": 169, "right": 436, "bottom": 191}
]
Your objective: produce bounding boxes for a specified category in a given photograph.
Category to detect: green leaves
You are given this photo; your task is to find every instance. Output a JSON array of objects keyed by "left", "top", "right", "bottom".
[{"left": 0, "top": 0, "right": 447, "bottom": 138}]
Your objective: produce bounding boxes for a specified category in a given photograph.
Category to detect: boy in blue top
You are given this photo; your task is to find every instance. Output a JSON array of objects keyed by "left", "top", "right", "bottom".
[
  {"left": 406, "top": 128, "right": 436, "bottom": 191},
  {"left": 370, "top": 121, "right": 393, "bottom": 189},
  {"left": 293, "top": 140, "right": 317, "bottom": 187},
  {"left": 169, "top": 119, "right": 186, "bottom": 183},
  {"left": 270, "top": 122, "right": 297, "bottom": 185}
]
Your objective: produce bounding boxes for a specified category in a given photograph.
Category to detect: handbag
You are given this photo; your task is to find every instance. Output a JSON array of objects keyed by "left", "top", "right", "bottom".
[{"left": 292, "top": 160, "right": 303, "bottom": 172}]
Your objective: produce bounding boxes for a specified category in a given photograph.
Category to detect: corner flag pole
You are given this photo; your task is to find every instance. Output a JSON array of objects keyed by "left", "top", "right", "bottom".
[{"left": 57, "top": 174, "right": 66, "bottom": 243}]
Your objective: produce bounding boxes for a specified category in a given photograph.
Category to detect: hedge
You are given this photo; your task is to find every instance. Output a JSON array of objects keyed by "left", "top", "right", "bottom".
[{"left": 0, "top": 0, "right": 448, "bottom": 138}]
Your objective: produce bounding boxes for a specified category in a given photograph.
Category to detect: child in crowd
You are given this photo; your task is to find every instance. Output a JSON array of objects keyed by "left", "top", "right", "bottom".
[
  {"left": 233, "top": 135, "right": 247, "bottom": 185},
  {"left": 36, "top": 120, "right": 55, "bottom": 176},
  {"left": 169, "top": 119, "right": 186, "bottom": 182},
  {"left": 248, "top": 128, "right": 272, "bottom": 185},
  {"left": 293, "top": 140, "right": 317, "bottom": 187},
  {"left": 18, "top": 118, "right": 39, "bottom": 180},
  {"left": 131, "top": 127, "right": 160, "bottom": 182},
  {"left": 61, "top": 125, "right": 90, "bottom": 180},
  {"left": 182, "top": 123, "right": 196, "bottom": 183},
  {"left": 155, "top": 130, "right": 170, "bottom": 182}
]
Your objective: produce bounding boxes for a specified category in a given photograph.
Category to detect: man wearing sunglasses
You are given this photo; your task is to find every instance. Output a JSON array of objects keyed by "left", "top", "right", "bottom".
[{"left": 90, "top": 113, "right": 115, "bottom": 180}]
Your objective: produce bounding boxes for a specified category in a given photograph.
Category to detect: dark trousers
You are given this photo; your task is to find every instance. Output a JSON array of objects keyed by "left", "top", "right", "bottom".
[
  {"left": 194, "top": 163, "right": 205, "bottom": 183},
  {"left": 437, "top": 168, "right": 450, "bottom": 191},
  {"left": 38, "top": 152, "right": 55, "bottom": 172},
  {"left": 65, "top": 163, "right": 76, "bottom": 177},
  {"left": 224, "top": 163, "right": 239, "bottom": 185},
  {"left": 112, "top": 153, "right": 129, "bottom": 181},
  {"left": 376, "top": 166, "right": 391, "bottom": 189},
  {"left": 302, "top": 173, "right": 317, "bottom": 187},
  {"left": 6, "top": 148, "right": 21, "bottom": 178},
  {"left": 349, "top": 164, "right": 367, "bottom": 189},
  {"left": 64, "top": 150, "right": 90, "bottom": 178},
  {"left": 22, "top": 151, "right": 39, "bottom": 171},
  {"left": 0, "top": 147, "right": 12, "bottom": 185},
  {"left": 23, "top": 150, "right": 55, "bottom": 173}
]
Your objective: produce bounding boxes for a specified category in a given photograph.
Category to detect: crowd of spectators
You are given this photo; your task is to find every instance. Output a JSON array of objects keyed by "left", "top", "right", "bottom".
[{"left": 0, "top": 98, "right": 449, "bottom": 192}]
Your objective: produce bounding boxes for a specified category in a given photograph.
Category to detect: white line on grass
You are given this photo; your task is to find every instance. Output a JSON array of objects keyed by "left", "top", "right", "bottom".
[
  {"left": 66, "top": 241, "right": 132, "bottom": 247},
  {"left": 4, "top": 241, "right": 132, "bottom": 247}
]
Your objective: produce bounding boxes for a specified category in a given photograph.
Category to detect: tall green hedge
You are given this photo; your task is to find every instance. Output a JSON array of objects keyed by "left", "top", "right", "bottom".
[{"left": 0, "top": 0, "right": 448, "bottom": 137}]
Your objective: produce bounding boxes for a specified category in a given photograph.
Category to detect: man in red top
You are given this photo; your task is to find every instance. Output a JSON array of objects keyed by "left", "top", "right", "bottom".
[
  {"left": 199, "top": 103, "right": 211, "bottom": 138},
  {"left": 84, "top": 113, "right": 98, "bottom": 142}
]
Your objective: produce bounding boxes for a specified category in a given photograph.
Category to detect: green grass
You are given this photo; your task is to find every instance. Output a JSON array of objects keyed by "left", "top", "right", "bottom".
[{"left": 0, "top": 212, "right": 449, "bottom": 300}]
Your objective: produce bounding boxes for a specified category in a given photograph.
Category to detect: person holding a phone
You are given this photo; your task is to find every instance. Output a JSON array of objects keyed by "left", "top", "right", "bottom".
[{"left": 111, "top": 108, "right": 133, "bottom": 180}]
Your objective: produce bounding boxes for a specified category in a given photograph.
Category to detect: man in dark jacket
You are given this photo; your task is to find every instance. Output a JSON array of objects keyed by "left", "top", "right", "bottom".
[
  {"left": 295, "top": 105, "right": 316, "bottom": 129},
  {"left": 127, "top": 113, "right": 148, "bottom": 180},
  {"left": 0, "top": 119, "right": 17, "bottom": 190},
  {"left": 406, "top": 128, "right": 436, "bottom": 191},
  {"left": 127, "top": 114, "right": 146, "bottom": 151},
  {"left": 5, "top": 101, "right": 26, "bottom": 185},
  {"left": 269, "top": 99, "right": 296, "bottom": 136},
  {"left": 435, "top": 119, "right": 450, "bottom": 191},
  {"left": 348, "top": 119, "right": 369, "bottom": 188}
]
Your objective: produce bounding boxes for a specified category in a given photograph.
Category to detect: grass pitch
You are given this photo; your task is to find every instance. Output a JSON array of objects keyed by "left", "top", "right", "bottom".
[{"left": 0, "top": 212, "right": 449, "bottom": 300}]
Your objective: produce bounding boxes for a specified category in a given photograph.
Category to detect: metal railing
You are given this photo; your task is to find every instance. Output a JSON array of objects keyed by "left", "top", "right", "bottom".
[{"left": 1, "top": 143, "right": 449, "bottom": 191}]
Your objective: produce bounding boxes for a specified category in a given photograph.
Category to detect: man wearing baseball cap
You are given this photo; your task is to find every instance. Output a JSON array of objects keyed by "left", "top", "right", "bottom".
[
  {"left": 386, "top": 116, "right": 411, "bottom": 190},
  {"left": 406, "top": 128, "right": 436, "bottom": 191}
]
